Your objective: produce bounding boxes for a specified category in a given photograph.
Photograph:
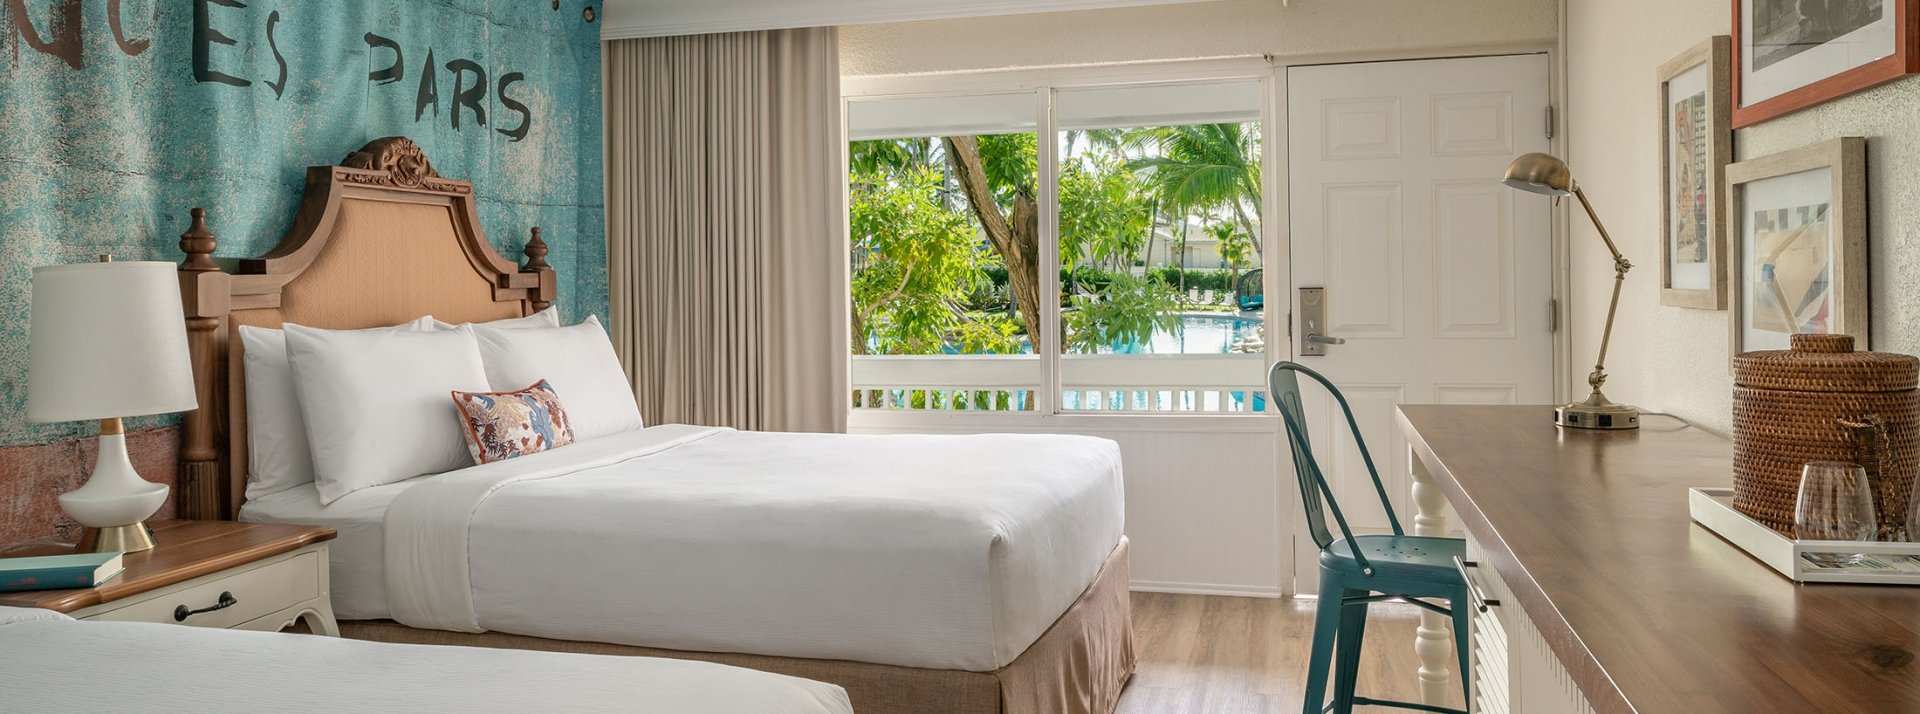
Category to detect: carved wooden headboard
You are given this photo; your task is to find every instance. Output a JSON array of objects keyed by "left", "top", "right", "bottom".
[{"left": 176, "top": 137, "right": 557, "bottom": 521}]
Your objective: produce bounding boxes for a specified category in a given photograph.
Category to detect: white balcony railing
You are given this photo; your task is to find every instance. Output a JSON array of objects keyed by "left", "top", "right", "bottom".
[{"left": 850, "top": 353, "right": 1270, "bottom": 413}]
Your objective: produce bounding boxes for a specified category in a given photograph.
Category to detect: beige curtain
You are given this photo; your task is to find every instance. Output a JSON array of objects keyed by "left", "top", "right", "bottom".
[{"left": 605, "top": 29, "right": 848, "bottom": 433}]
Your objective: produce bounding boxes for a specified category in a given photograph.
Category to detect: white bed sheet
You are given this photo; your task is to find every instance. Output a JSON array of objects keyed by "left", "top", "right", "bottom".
[
  {"left": 239, "top": 478, "right": 412, "bottom": 620},
  {"left": 384, "top": 427, "right": 1126, "bottom": 672},
  {"left": 0, "top": 616, "right": 851, "bottom": 713}
]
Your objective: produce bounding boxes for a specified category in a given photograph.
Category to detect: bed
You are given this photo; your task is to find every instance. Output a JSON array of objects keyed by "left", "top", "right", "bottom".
[
  {"left": 0, "top": 606, "right": 852, "bottom": 713},
  {"left": 174, "top": 137, "right": 1136, "bottom": 714}
]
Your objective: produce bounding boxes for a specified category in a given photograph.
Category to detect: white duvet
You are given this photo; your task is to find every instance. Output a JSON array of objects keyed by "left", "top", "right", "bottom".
[
  {"left": 0, "top": 610, "right": 851, "bottom": 713},
  {"left": 384, "top": 426, "right": 1126, "bottom": 672}
]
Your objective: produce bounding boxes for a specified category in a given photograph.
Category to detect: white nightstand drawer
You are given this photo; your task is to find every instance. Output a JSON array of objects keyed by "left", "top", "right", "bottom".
[{"left": 80, "top": 549, "right": 324, "bottom": 629}]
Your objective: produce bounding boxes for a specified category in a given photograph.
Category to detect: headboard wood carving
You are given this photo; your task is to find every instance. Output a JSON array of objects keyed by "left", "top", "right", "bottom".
[{"left": 176, "top": 137, "right": 558, "bottom": 520}]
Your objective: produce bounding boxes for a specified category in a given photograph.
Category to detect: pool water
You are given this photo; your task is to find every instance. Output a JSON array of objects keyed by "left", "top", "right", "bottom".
[
  {"left": 1063, "top": 311, "right": 1268, "bottom": 412},
  {"left": 1096, "top": 313, "right": 1264, "bottom": 355}
]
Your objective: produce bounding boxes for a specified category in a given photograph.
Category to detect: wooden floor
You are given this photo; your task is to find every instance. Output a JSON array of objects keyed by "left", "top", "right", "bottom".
[{"left": 1116, "top": 592, "right": 1464, "bottom": 714}]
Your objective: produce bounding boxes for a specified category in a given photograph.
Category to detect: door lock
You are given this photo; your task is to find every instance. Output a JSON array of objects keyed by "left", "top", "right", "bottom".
[{"left": 1299, "top": 287, "right": 1342, "bottom": 356}]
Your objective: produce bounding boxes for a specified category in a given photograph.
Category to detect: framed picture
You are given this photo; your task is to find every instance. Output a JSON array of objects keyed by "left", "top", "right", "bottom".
[
  {"left": 1659, "top": 37, "right": 1733, "bottom": 310},
  {"left": 1725, "top": 137, "right": 1868, "bottom": 359},
  {"left": 1733, "top": 0, "right": 1919, "bottom": 127}
]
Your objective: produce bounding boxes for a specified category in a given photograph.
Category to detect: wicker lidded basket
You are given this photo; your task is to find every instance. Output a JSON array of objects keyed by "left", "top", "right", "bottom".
[{"left": 1732, "top": 334, "right": 1919, "bottom": 538}]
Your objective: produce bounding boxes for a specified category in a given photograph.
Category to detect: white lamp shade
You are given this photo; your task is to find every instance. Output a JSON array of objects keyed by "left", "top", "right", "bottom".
[{"left": 27, "top": 261, "right": 198, "bottom": 422}]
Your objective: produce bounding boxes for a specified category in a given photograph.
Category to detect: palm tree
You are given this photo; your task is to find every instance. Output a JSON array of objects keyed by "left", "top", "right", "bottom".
[{"left": 1129, "top": 123, "right": 1262, "bottom": 258}]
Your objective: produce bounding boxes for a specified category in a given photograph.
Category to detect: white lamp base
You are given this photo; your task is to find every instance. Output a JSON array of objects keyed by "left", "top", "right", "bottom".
[{"left": 58, "top": 424, "right": 168, "bottom": 553}]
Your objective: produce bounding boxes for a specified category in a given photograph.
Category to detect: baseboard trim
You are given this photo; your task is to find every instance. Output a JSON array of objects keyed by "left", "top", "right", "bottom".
[{"left": 1130, "top": 581, "right": 1284, "bottom": 598}]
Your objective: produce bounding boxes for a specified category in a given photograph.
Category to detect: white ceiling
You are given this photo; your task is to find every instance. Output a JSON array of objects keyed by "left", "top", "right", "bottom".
[{"left": 598, "top": 0, "right": 1235, "bottom": 41}]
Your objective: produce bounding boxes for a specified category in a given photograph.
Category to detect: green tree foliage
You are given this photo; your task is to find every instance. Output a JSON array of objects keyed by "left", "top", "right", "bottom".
[
  {"left": 1208, "top": 220, "right": 1256, "bottom": 288},
  {"left": 1131, "top": 123, "right": 1263, "bottom": 258},
  {"left": 1063, "top": 273, "right": 1184, "bottom": 353},
  {"left": 849, "top": 160, "right": 1019, "bottom": 355},
  {"left": 1059, "top": 151, "right": 1152, "bottom": 274},
  {"left": 848, "top": 122, "right": 1262, "bottom": 360}
]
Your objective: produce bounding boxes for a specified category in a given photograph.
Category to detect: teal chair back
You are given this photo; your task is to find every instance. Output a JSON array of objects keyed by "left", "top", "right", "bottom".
[
  {"left": 1273, "top": 363, "right": 1471, "bottom": 714},
  {"left": 1269, "top": 361, "right": 1404, "bottom": 574}
]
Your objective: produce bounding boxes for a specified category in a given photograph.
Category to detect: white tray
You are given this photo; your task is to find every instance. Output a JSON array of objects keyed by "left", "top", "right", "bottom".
[{"left": 1688, "top": 487, "right": 1920, "bottom": 585}]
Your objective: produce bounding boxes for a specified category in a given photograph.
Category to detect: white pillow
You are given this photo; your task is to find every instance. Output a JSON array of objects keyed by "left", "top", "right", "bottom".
[
  {"left": 284, "top": 324, "right": 492, "bottom": 504},
  {"left": 0, "top": 606, "right": 71, "bottom": 626},
  {"left": 432, "top": 307, "right": 560, "bottom": 331},
  {"left": 239, "top": 318, "right": 435, "bottom": 500},
  {"left": 471, "top": 315, "right": 643, "bottom": 441}
]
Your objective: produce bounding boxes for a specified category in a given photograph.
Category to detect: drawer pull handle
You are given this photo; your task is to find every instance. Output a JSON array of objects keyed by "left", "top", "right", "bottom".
[
  {"left": 1452, "top": 556, "right": 1501, "bottom": 613},
  {"left": 173, "top": 591, "right": 238, "bottom": 622}
]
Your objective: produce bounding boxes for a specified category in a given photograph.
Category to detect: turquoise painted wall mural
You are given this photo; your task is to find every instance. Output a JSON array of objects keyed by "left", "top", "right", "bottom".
[{"left": 0, "top": 0, "right": 606, "bottom": 445}]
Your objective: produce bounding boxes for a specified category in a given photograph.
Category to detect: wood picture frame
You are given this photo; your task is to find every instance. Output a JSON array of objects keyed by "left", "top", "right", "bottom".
[
  {"left": 1733, "top": 0, "right": 1920, "bottom": 127},
  {"left": 1659, "top": 37, "right": 1733, "bottom": 310},
  {"left": 1724, "top": 137, "right": 1868, "bottom": 360}
]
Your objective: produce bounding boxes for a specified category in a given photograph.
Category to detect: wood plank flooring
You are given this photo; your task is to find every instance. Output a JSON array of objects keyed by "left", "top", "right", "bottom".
[{"left": 1117, "top": 592, "right": 1464, "bottom": 714}]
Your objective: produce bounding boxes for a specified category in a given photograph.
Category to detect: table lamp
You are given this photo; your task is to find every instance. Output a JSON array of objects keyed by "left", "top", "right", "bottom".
[
  {"left": 1502, "top": 152, "right": 1641, "bottom": 430},
  {"left": 27, "top": 257, "right": 199, "bottom": 552}
]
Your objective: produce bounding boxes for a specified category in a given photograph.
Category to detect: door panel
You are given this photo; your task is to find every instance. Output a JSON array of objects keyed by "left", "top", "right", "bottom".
[
  {"left": 1321, "top": 97, "right": 1403, "bottom": 159},
  {"left": 1324, "top": 183, "right": 1405, "bottom": 337},
  {"left": 1287, "top": 54, "right": 1553, "bottom": 592},
  {"left": 1433, "top": 180, "right": 1515, "bottom": 339},
  {"left": 1431, "top": 92, "right": 1515, "bottom": 156}
]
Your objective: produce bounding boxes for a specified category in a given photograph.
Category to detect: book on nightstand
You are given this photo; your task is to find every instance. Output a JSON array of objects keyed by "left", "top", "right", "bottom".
[{"left": 0, "top": 552, "right": 124, "bottom": 592}]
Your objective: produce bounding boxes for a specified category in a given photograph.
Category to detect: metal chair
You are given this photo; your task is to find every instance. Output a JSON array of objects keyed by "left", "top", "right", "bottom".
[{"left": 1269, "top": 361, "right": 1470, "bottom": 714}]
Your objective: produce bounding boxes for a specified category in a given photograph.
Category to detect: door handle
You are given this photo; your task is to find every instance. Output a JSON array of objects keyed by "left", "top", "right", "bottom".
[{"left": 1299, "top": 287, "right": 1342, "bottom": 355}]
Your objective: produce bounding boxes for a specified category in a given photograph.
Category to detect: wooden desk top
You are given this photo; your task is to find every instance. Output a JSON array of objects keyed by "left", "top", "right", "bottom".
[
  {"left": 1398, "top": 405, "right": 1920, "bottom": 714},
  {"left": 0, "top": 520, "right": 334, "bottom": 613}
]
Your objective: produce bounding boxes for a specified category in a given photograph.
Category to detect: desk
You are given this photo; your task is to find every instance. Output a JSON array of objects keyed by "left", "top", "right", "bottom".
[{"left": 1397, "top": 405, "right": 1920, "bottom": 713}]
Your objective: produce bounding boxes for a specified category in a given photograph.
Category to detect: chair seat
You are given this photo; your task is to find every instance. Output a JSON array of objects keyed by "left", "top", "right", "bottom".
[{"left": 1322, "top": 535, "right": 1466, "bottom": 583}]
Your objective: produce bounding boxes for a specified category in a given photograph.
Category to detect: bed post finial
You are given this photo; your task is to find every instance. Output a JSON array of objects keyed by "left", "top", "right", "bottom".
[
  {"left": 180, "top": 207, "right": 218, "bottom": 272},
  {"left": 522, "top": 227, "right": 551, "bottom": 272},
  {"left": 177, "top": 208, "right": 227, "bottom": 520},
  {"left": 522, "top": 227, "right": 554, "bottom": 312}
]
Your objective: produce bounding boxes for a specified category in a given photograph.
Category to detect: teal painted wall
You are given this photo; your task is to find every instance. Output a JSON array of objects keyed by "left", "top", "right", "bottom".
[{"left": 0, "top": 0, "right": 605, "bottom": 445}]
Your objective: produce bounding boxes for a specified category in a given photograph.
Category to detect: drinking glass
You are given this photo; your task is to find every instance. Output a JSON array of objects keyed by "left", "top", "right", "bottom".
[
  {"left": 1794, "top": 461, "right": 1875, "bottom": 566},
  {"left": 1907, "top": 474, "right": 1920, "bottom": 543}
]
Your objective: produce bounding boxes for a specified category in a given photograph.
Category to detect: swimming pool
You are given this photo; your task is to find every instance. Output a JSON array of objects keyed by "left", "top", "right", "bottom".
[
  {"left": 1096, "top": 313, "right": 1264, "bottom": 355},
  {"left": 1065, "top": 311, "right": 1268, "bottom": 412}
]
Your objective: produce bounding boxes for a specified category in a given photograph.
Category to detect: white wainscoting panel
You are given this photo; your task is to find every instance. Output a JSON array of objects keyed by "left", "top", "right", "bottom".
[{"left": 850, "top": 413, "right": 1285, "bottom": 596}]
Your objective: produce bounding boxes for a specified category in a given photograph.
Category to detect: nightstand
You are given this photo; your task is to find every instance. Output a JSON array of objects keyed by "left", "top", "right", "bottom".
[{"left": 0, "top": 520, "right": 338, "bottom": 634}]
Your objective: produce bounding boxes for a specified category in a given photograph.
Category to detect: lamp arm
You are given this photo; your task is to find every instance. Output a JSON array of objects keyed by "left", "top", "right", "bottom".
[
  {"left": 1570, "top": 185, "right": 1631, "bottom": 401},
  {"left": 1571, "top": 185, "right": 1627, "bottom": 270}
]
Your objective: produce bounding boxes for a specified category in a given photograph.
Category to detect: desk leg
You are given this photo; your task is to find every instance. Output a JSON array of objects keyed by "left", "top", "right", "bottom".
[{"left": 1411, "top": 453, "right": 1454, "bottom": 707}]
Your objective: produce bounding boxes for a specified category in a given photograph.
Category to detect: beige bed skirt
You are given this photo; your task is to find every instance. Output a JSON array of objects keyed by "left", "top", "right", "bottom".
[{"left": 340, "top": 537, "right": 1137, "bottom": 714}]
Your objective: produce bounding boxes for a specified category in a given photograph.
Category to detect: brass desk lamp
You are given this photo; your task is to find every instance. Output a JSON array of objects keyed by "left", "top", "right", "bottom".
[{"left": 1502, "top": 152, "right": 1641, "bottom": 430}]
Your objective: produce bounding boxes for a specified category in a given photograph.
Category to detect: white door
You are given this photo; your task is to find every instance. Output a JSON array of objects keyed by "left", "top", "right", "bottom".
[{"left": 1285, "top": 54, "right": 1555, "bottom": 591}]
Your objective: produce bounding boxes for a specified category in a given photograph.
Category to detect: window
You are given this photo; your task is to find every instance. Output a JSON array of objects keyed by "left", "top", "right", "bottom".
[
  {"left": 1055, "top": 82, "right": 1267, "bottom": 412},
  {"left": 847, "top": 93, "right": 1041, "bottom": 410},
  {"left": 847, "top": 79, "right": 1269, "bottom": 415}
]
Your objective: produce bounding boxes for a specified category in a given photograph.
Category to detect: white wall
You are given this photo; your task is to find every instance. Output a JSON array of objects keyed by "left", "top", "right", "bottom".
[
  {"left": 840, "top": 0, "right": 1557, "bottom": 596},
  {"left": 841, "top": 0, "right": 1558, "bottom": 76},
  {"left": 1566, "top": 1, "right": 1920, "bottom": 435}
]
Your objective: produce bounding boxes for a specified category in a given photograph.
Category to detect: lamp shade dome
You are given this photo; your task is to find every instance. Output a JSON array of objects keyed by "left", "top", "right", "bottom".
[
  {"left": 27, "top": 261, "right": 198, "bottom": 422},
  {"left": 1502, "top": 152, "right": 1575, "bottom": 196}
]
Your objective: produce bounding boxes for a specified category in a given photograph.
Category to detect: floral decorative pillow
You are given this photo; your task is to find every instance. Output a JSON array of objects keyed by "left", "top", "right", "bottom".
[{"left": 450, "top": 380, "right": 576, "bottom": 464}]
